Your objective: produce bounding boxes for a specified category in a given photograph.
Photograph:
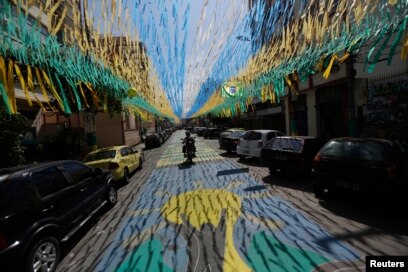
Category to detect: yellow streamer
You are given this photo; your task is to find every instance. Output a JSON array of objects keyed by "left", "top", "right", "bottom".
[
  {"left": 14, "top": 64, "right": 32, "bottom": 106},
  {"left": 35, "top": 67, "right": 53, "bottom": 109},
  {"left": 7, "top": 59, "right": 17, "bottom": 113},
  {"left": 77, "top": 82, "right": 90, "bottom": 108},
  {"left": 41, "top": 70, "right": 64, "bottom": 110}
]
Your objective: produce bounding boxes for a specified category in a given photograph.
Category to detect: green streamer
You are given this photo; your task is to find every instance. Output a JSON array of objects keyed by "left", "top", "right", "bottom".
[
  {"left": 0, "top": 82, "right": 12, "bottom": 114},
  {"left": 387, "top": 16, "right": 407, "bottom": 65}
]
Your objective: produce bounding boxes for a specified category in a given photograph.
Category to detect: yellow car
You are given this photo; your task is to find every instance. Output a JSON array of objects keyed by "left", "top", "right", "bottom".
[{"left": 84, "top": 145, "right": 143, "bottom": 182}]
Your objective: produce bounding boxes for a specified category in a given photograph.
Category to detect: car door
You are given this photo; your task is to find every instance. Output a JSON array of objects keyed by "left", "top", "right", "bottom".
[
  {"left": 126, "top": 147, "right": 138, "bottom": 171},
  {"left": 60, "top": 162, "right": 106, "bottom": 214},
  {"left": 119, "top": 147, "right": 130, "bottom": 171},
  {"left": 247, "top": 131, "right": 263, "bottom": 150},
  {"left": 31, "top": 165, "right": 85, "bottom": 234}
]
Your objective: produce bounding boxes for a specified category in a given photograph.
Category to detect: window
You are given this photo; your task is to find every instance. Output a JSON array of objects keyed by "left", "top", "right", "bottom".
[
  {"left": 84, "top": 150, "right": 116, "bottom": 162},
  {"left": 120, "top": 148, "right": 128, "bottom": 157},
  {"left": 320, "top": 140, "right": 394, "bottom": 161},
  {"left": 242, "top": 131, "right": 262, "bottom": 140},
  {"left": 126, "top": 147, "right": 135, "bottom": 155},
  {"left": 229, "top": 131, "right": 244, "bottom": 137},
  {"left": 266, "top": 132, "right": 276, "bottom": 140},
  {"left": 270, "top": 138, "right": 304, "bottom": 153},
  {"left": 61, "top": 163, "right": 93, "bottom": 184},
  {"left": 32, "top": 167, "right": 69, "bottom": 198}
]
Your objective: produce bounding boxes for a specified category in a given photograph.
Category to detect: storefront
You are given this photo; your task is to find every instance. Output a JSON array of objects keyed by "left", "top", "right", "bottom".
[{"left": 315, "top": 84, "right": 348, "bottom": 139}]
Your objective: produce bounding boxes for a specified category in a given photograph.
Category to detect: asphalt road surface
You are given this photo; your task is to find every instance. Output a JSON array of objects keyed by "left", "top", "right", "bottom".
[{"left": 57, "top": 130, "right": 408, "bottom": 272}]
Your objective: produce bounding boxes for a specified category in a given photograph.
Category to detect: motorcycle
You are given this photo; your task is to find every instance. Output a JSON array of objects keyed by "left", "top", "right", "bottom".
[{"left": 182, "top": 137, "right": 196, "bottom": 163}]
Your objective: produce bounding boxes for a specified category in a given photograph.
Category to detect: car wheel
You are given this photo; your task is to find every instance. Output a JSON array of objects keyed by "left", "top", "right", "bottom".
[
  {"left": 26, "top": 237, "right": 60, "bottom": 272},
  {"left": 313, "top": 184, "right": 328, "bottom": 200},
  {"left": 138, "top": 157, "right": 143, "bottom": 170},
  {"left": 123, "top": 168, "right": 130, "bottom": 184},
  {"left": 239, "top": 155, "right": 245, "bottom": 161},
  {"left": 106, "top": 185, "right": 118, "bottom": 208}
]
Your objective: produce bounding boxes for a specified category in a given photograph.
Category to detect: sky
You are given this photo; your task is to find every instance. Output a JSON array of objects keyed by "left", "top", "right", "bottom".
[
  {"left": 88, "top": 0, "right": 251, "bottom": 118},
  {"left": 129, "top": 0, "right": 251, "bottom": 118}
]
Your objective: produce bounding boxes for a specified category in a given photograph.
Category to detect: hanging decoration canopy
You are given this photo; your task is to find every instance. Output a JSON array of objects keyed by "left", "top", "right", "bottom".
[{"left": 0, "top": 0, "right": 407, "bottom": 120}]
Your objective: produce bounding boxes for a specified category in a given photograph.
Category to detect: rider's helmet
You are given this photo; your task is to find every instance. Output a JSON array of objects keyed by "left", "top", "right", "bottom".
[{"left": 185, "top": 131, "right": 191, "bottom": 137}]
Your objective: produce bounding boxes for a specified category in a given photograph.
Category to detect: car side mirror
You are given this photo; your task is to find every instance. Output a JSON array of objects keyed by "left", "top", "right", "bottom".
[{"left": 134, "top": 150, "right": 139, "bottom": 154}]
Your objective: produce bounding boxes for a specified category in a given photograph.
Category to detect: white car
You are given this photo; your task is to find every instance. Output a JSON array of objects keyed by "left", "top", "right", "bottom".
[{"left": 236, "top": 130, "right": 285, "bottom": 159}]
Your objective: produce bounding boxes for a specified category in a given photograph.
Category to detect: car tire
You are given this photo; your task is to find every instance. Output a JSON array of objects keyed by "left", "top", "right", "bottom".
[
  {"left": 106, "top": 184, "right": 118, "bottom": 208},
  {"left": 269, "top": 166, "right": 276, "bottom": 173},
  {"left": 26, "top": 236, "right": 60, "bottom": 272},
  {"left": 123, "top": 168, "right": 130, "bottom": 184},
  {"left": 138, "top": 157, "right": 143, "bottom": 170},
  {"left": 313, "top": 184, "right": 328, "bottom": 200},
  {"left": 239, "top": 155, "right": 245, "bottom": 161}
]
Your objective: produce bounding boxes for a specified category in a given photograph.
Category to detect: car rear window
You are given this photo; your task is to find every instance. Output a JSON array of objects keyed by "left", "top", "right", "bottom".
[
  {"left": 269, "top": 138, "right": 304, "bottom": 153},
  {"left": 229, "top": 131, "right": 244, "bottom": 137},
  {"left": 320, "top": 140, "right": 395, "bottom": 161},
  {"left": 85, "top": 150, "right": 116, "bottom": 162},
  {"left": 242, "top": 131, "right": 262, "bottom": 140}
]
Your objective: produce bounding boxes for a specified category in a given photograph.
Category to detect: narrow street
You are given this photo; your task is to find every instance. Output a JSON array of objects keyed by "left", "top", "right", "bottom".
[{"left": 57, "top": 130, "right": 408, "bottom": 272}]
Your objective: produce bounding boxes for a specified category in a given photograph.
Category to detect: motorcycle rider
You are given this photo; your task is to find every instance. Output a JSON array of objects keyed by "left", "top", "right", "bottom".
[{"left": 182, "top": 131, "right": 196, "bottom": 157}]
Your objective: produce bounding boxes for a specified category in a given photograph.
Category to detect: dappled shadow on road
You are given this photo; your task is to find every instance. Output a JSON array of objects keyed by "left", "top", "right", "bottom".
[
  {"left": 177, "top": 161, "right": 195, "bottom": 169},
  {"left": 318, "top": 195, "right": 408, "bottom": 236},
  {"left": 58, "top": 133, "right": 408, "bottom": 272},
  {"left": 262, "top": 171, "right": 313, "bottom": 193},
  {"left": 219, "top": 151, "right": 238, "bottom": 158},
  {"left": 236, "top": 157, "right": 266, "bottom": 168},
  {"left": 56, "top": 141, "right": 165, "bottom": 272}
]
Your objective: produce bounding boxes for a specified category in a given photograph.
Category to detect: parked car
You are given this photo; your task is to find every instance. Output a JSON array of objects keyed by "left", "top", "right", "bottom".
[
  {"left": 193, "top": 127, "right": 206, "bottom": 135},
  {"left": 219, "top": 128, "right": 244, "bottom": 139},
  {"left": 145, "top": 133, "right": 162, "bottom": 148},
  {"left": 0, "top": 160, "right": 117, "bottom": 272},
  {"left": 157, "top": 132, "right": 166, "bottom": 143},
  {"left": 236, "top": 130, "right": 285, "bottom": 160},
  {"left": 312, "top": 137, "right": 408, "bottom": 200},
  {"left": 84, "top": 145, "right": 143, "bottom": 183},
  {"left": 203, "top": 128, "right": 221, "bottom": 139},
  {"left": 196, "top": 127, "right": 207, "bottom": 136},
  {"left": 261, "top": 136, "right": 326, "bottom": 174},
  {"left": 165, "top": 128, "right": 173, "bottom": 137},
  {"left": 219, "top": 130, "right": 245, "bottom": 152}
]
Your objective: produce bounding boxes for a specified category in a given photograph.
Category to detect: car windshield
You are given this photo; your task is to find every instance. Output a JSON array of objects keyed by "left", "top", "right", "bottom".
[
  {"left": 242, "top": 131, "right": 262, "bottom": 140},
  {"left": 85, "top": 150, "right": 117, "bottom": 162},
  {"left": 320, "top": 140, "right": 395, "bottom": 161},
  {"left": 268, "top": 138, "right": 303, "bottom": 153}
]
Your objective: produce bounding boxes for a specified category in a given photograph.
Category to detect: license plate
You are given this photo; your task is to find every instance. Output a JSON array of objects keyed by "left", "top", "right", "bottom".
[
  {"left": 336, "top": 180, "right": 359, "bottom": 191},
  {"left": 243, "top": 150, "right": 250, "bottom": 155},
  {"left": 275, "top": 154, "right": 287, "bottom": 160}
]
